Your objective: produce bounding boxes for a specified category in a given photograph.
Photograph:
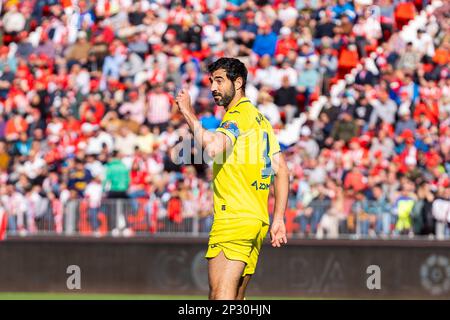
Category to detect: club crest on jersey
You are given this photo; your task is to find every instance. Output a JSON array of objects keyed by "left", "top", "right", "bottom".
[{"left": 220, "top": 121, "right": 240, "bottom": 138}]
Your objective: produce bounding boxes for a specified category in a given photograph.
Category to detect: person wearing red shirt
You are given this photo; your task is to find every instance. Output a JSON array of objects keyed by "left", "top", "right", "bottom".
[
  {"left": 79, "top": 94, "right": 105, "bottom": 125},
  {"left": 128, "top": 157, "right": 149, "bottom": 200},
  {"left": 63, "top": 114, "right": 82, "bottom": 133},
  {"left": 167, "top": 186, "right": 183, "bottom": 225},
  {"left": 338, "top": 44, "right": 359, "bottom": 78},
  {"left": 413, "top": 99, "right": 439, "bottom": 125},
  {"left": 5, "top": 113, "right": 28, "bottom": 141},
  {"left": 344, "top": 165, "right": 367, "bottom": 192},
  {"left": 275, "top": 26, "right": 298, "bottom": 58},
  {"left": 45, "top": 137, "right": 64, "bottom": 171}
]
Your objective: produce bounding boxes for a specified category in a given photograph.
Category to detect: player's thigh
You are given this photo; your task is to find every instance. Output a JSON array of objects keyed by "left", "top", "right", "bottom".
[{"left": 208, "top": 250, "right": 246, "bottom": 286}]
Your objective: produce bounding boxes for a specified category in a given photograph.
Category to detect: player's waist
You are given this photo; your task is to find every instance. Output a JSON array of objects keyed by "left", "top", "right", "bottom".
[{"left": 213, "top": 208, "right": 270, "bottom": 224}]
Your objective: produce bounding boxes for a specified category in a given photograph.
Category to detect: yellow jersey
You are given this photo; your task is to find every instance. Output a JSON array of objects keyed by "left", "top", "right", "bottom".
[{"left": 213, "top": 97, "right": 281, "bottom": 225}]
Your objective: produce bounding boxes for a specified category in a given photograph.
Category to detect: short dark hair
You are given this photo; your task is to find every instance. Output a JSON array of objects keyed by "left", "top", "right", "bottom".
[
  {"left": 208, "top": 57, "right": 248, "bottom": 92},
  {"left": 373, "top": 184, "right": 383, "bottom": 190}
]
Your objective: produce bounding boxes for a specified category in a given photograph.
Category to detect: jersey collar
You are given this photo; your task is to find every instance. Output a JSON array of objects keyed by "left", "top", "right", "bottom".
[{"left": 227, "top": 96, "right": 251, "bottom": 112}]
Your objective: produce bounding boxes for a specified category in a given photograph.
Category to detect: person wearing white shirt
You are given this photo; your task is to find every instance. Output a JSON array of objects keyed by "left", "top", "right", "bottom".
[
  {"left": 2, "top": 185, "right": 27, "bottom": 234},
  {"left": 245, "top": 83, "right": 259, "bottom": 106},
  {"left": 432, "top": 188, "right": 450, "bottom": 240},
  {"left": 147, "top": 151, "right": 164, "bottom": 176},
  {"left": 275, "top": 61, "right": 298, "bottom": 89},
  {"left": 85, "top": 176, "right": 104, "bottom": 233},
  {"left": 85, "top": 155, "right": 106, "bottom": 180},
  {"left": 85, "top": 127, "right": 115, "bottom": 156},
  {"left": 253, "top": 54, "right": 280, "bottom": 89},
  {"left": 257, "top": 91, "right": 281, "bottom": 126},
  {"left": 74, "top": 66, "right": 91, "bottom": 96},
  {"left": 158, "top": 125, "right": 180, "bottom": 152},
  {"left": 114, "top": 127, "right": 137, "bottom": 156},
  {"left": 18, "top": 153, "right": 46, "bottom": 180},
  {"left": 278, "top": 3, "right": 299, "bottom": 26},
  {"left": 413, "top": 29, "right": 435, "bottom": 58},
  {"left": 2, "top": 5, "right": 26, "bottom": 33}
]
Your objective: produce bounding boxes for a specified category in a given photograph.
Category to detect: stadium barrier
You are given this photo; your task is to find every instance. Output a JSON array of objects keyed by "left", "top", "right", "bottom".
[
  {"left": 5, "top": 198, "right": 210, "bottom": 237},
  {"left": 1, "top": 237, "right": 449, "bottom": 299},
  {"left": 4, "top": 198, "right": 449, "bottom": 240}
]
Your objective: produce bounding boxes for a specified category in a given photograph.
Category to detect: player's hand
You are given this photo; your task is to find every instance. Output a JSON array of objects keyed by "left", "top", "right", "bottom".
[
  {"left": 270, "top": 218, "right": 287, "bottom": 248},
  {"left": 175, "top": 89, "right": 194, "bottom": 116}
]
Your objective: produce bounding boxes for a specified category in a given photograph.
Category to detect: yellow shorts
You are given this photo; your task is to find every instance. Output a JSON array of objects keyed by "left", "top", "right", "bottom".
[{"left": 205, "top": 217, "right": 269, "bottom": 277}]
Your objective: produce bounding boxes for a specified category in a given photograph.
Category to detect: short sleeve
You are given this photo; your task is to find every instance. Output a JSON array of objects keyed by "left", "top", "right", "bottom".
[{"left": 216, "top": 111, "right": 243, "bottom": 145}]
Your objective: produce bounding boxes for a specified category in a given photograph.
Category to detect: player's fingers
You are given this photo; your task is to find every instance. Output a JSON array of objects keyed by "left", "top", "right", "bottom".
[
  {"left": 271, "top": 237, "right": 277, "bottom": 245},
  {"left": 271, "top": 233, "right": 279, "bottom": 245},
  {"left": 283, "top": 235, "right": 288, "bottom": 244},
  {"left": 273, "top": 235, "right": 280, "bottom": 247},
  {"left": 270, "top": 233, "right": 276, "bottom": 245}
]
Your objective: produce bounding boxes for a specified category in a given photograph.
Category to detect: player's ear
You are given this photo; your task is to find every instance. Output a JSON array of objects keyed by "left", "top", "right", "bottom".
[{"left": 234, "top": 77, "right": 243, "bottom": 92}]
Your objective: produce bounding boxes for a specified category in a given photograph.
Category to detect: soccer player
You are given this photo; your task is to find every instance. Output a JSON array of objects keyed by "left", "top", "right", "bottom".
[{"left": 175, "top": 57, "right": 288, "bottom": 300}]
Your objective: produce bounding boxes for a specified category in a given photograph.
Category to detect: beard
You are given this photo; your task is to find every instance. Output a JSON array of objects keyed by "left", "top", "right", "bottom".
[{"left": 213, "top": 85, "right": 235, "bottom": 107}]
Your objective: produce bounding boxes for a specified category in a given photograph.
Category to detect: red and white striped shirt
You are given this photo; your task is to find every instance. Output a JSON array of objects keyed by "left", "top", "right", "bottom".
[{"left": 147, "top": 92, "right": 173, "bottom": 124}]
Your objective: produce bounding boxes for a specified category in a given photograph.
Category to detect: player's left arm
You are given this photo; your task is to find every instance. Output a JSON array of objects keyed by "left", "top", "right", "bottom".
[
  {"left": 270, "top": 150, "right": 289, "bottom": 248},
  {"left": 175, "top": 89, "right": 232, "bottom": 158}
]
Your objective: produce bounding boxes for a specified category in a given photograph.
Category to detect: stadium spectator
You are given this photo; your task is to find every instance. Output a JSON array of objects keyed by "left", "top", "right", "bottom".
[
  {"left": 257, "top": 90, "right": 281, "bottom": 127},
  {"left": 252, "top": 23, "right": 278, "bottom": 57},
  {"left": 274, "top": 74, "right": 299, "bottom": 123},
  {"left": 85, "top": 176, "right": 103, "bottom": 234},
  {"left": 103, "top": 151, "right": 130, "bottom": 199},
  {"left": 330, "top": 112, "right": 358, "bottom": 144},
  {"left": 300, "top": 183, "right": 332, "bottom": 235},
  {"left": 431, "top": 187, "right": 450, "bottom": 240},
  {"left": 296, "top": 59, "right": 320, "bottom": 107}
]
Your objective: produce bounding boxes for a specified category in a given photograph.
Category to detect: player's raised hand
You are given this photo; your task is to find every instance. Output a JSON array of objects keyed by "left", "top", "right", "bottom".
[
  {"left": 175, "top": 89, "right": 194, "bottom": 116},
  {"left": 270, "top": 218, "right": 287, "bottom": 248}
]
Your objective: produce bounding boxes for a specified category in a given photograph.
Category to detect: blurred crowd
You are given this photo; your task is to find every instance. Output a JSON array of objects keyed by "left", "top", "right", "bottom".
[{"left": 0, "top": 0, "right": 449, "bottom": 238}]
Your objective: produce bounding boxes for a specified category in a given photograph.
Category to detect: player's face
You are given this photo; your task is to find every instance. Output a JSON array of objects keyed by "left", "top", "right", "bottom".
[{"left": 209, "top": 69, "right": 236, "bottom": 107}]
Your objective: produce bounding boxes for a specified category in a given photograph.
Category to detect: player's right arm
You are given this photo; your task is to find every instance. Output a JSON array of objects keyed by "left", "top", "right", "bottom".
[{"left": 175, "top": 89, "right": 235, "bottom": 159}]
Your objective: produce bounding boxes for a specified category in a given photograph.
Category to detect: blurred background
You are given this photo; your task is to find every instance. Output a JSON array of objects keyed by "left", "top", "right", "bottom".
[{"left": 0, "top": 0, "right": 449, "bottom": 299}]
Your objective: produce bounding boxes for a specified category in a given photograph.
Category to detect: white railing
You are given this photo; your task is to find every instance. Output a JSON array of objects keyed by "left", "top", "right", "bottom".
[{"left": 4, "top": 198, "right": 450, "bottom": 240}]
